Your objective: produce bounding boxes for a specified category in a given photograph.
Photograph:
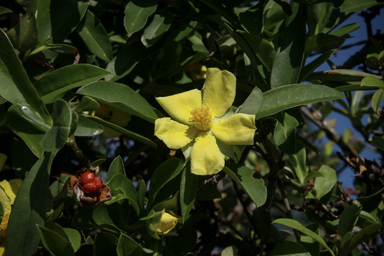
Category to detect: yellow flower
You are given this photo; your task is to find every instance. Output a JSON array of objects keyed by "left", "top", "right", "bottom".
[
  {"left": 155, "top": 68, "right": 256, "bottom": 175},
  {"left": 153, "top": 212, "right": 178, "bottom": 235}
]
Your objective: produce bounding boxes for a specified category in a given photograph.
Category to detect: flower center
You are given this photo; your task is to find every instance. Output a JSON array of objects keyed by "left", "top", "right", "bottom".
[{"left": 190, "top": 106, "right": 212, "bottom": 131}]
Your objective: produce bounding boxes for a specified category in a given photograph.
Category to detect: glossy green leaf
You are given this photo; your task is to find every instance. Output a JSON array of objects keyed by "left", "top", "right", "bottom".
[
  {"left": 307, "top": 69, "right": 381, "bottom": 84},
  {"left": 338, "top": 204, "right": 361, "bottom": 238},
  {"left": 142, "top": 9, "right": 174, "bottom": 47},
  {"left": 314, "top": 165, "right": 337, "bottom": 200},
  {"left": 123, "top": 0, "right": 157, "bottom": 37},
  {"left": 303, "top": 171, "right": 324, "bottom": 185},
  {"left": 74, "top": 115, "right": 103, "bottom": 137},
  {"left": 339, "top": 223, "right": 383, "bottom": 256},
  {"left": 38, "top": 0, "right": 88, "bottom": 43},
  {"left": 369, "top": 136, "right": 384, "bottom": 151},
  {"left": 152, "top": 191, "right": 179, "bottom": 213},
  {"left": 63, "top": 228, "right": 81, "bottom": 252},
  {"left": 305, "top": 34, "right": 345, "bottom": 53},
  {"left": 81, "top": 113, "right": 157, "bottom": 148},
  {"left": 40, "top": 100, "right": 72, "bottom": 152},
  {"left": 8, "top": 12, "right": 38, "bottom": 56},
  {"left": 340, "top": 0, "right": 384, "bottom": 13},
  {"left": 180, "top": 165, "right": 198, "bottom": 220},
  {"left": 37, "top": 225, "right": 75, "bottom": 256},
  {"left": 148, "top": 158, "right": 185, "bottom": 208},
  {"left": 361, "top": 76, "right": 384, "bottom": 88},
  {"left": 76, "top": 10, "right": 113, "bottom": 62},
  {"left": 330, "top": 23, "right": 361, "bottom": 36},
  {"left": 29, "top": 0, "right": 51, "bottom": 30},
  {"left": 105, "top": 41, "right": 148, "bottom": 81},
  {"left": 7, "top": 105, "right": 45, "bottom": 157},
  {"left": 273, "top": 241, "right": 310, "bottom": 256},
  {"left": 224, "top": 164, "right": 267, "bottom": 207},
  {"left": 34, "top": 64, "right": 111, "bottom": 103},
  {"left": 272, "top": 218, "right": 335, "bottom": 256},
  {"left": 77, "top": 81, "right": 157, "bottom": 123},
  {"left": 138, "top": 179, "right": 147, "bottom": 213},
  {"left": 270, "top": 3, "right": 305, "bottom": 88},
  {"left": 237, "top": 87, "right": 263, "bottom": 115},
  {"left": 257, "top": 84, "right": 345, "bottom": 119},
  {"left": 0, "top": 29, "right": 52, "bottom": 127},
  {"left": 289, "top": 146, "right": 307, "bottom": 184},
  {"left": 69, "top": 111, "right": 78, "bottom": 136},
  {"left": 106, "top": 156, "right": 126, "bottom": 183},
  {"left": 222, "top": 246, "right": 239, "bottom": 256},
  {"left": 0, "top": 7, "right": 12, "bottom": 15},
  {"left": 49, "top": 175, "right": 71, "bottom": 201},
  {"left": 371, "top": 89, "right": 384, "bottom": 114},
  {"left": 117, "top": 233, "right": 151, "bottom": 256},
  {"left": 75, "top": 96, "right": 100, "bottom": 113},
  {"left": 300, "top": 50, "right": 336, "bottom": 82},
  {"left": 108, "top": 174, "right": 138, "bottom": 200},
  {"left": 106, "top": 194, "right": 140, "bottom": 223},
  {"left": 6, "top": 152, "right": 56, "bottom": 256},
  {"left": 274, "top": 112, "right": 299, "bottom": 154},
  {"left": 93, "top": 232, "right": 118, "bottom": 256}
]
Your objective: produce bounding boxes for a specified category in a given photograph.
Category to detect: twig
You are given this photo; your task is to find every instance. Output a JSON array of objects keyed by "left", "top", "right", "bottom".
[{"left": 66, "top": 135, "right": 91, "bottom": 168}]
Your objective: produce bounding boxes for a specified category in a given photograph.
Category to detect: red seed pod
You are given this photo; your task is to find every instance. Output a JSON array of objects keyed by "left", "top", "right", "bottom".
[
  {"left": 80, "top": 171, "right": 96, "bottom": 185},
  {"left": 94, "top": 177, "right": 103, "bottom": 189},
  {"left": 82, "top": 182, "right": 97, "bottom": 194}
]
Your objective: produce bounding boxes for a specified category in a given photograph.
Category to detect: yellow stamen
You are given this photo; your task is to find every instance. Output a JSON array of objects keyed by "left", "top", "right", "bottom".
[
  {"left": 0, "top": 212, "right": 10, "bottom": 239},
  {"left": 190, "top": 106, "right": 212, "bottom": 131}
]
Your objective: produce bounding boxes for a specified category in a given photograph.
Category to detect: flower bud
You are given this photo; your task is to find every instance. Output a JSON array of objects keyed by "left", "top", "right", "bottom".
[{"left": 153, "top": 212, "right": 178, "bottom": 235}]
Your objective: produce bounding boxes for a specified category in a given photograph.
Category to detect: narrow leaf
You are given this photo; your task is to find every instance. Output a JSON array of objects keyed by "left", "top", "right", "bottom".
[
  {"left": 274, "top": 112, "right": 299, "bottom": 154},
  {"left": 300, "top": 50, "right": 336, "bottom": 82},
  {"left": 237, "top": 87, "right": 264, "bottom": 115},
  {"left": 180, "top": 165, "right": 198, "bottom": 220},
  {"left": 37, "top": 225, "right": 75, "bottom": 256},
  {"left": 106, "top": 156, "right": 126, "bottom": 183},
  {"left": 123, "top": 0, "right": 157, "bottom": 36}
]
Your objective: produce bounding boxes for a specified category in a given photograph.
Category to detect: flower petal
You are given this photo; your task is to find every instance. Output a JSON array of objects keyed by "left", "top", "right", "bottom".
[
  {"left": 211, "top": 114, "right": 256, "bottom": 145},
  {"left": 190, "top": 132, "right": 224, "bottom": 176},
  {"left": 0, "top": 179, "right": 22, "bottom": 205},
  {"left": 155, "top": 118, "right": 197, "bottom": 149},
  {"left": 202, "top": 68, "right": 236, "bottom": 118},
  {"left": 156, "top": 89, "right": 201, "bottom": 125}
]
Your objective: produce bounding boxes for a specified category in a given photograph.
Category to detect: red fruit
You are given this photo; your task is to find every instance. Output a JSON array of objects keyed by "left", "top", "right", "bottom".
[
  {"left": 83, "top": 182, "right": 97, "bottom": 194},
  {"left": 80, "top": 171, "right": 96, "bottom": 185},
  {"left": 94, "top": 177, "right": 103, "bottom": 189}
]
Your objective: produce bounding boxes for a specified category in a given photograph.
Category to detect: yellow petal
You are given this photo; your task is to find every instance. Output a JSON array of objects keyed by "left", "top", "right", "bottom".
[
  {"left": 154, "top": 212, "right": 178, "bottom": 234},
  {"left": 202, "top": 68, "right": 236, "bottom": 118},
  {"left": 0, "top": 188, "right": 11, "bottom": 213},
  {"left": 0, "top": 179, "right": 22, "bottom": 205},
  {"left": 156, "top": 89, "right": 201, "bottom": 125},
  {"left": 190, "top": 132, "right": 224, "bottom": 176},
  {"left": 155, "top": 118, "right": 198, "bottom": 149},
  {"left": 211, "top": 114, "right": 256, "bottom": 145}
]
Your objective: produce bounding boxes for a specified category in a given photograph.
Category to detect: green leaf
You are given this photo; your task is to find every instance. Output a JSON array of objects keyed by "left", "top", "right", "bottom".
[
  {"left": 221, "top": 246, "right": 239, "bottom": 256},
  {"left": 200, "top": 0, "right": 240, "bottom": 28},
  {"left": 93, "top": 232, "right": 118, "bottom": 256},
  {"left": 108, "top": 174, "right": 138, "bottom": 200},
  {"left": 361, "top": 76, "right": 384, "bottom": 88},
  {"left": 272, "top": 218, "right": 335, "bottom": 256},
  {"left": 274, "top": 112, "right": 299, "bottom": 154},
  {"left": 7, "top": 105, "right": 45, "bottom": 157},
  {"left": 106, "top": 156, "right": 126, "bottom": 183},
  {"left": 167, "top": 227, "right": 198, "bottom": 256},
  {"left": 6, "top": 152, "right": 56, "bottom": 256},
  {"left": 0, "top": 7, "right": 12, "bottom": 15},
  {"left": 340, "top": 0, "right": 384, "bottom": 13},
  {"left": 314, "top": 165, "right": 337, "bottom": 200},
  {"left": 105, "top": 41, "right": 148, "bottom": 82},
  {"left": 138, "top": 179, "right": 147, "bottom": 213},
  {"left": 75, "top": 96, "right": 100, "bottom": 113},
  {"left": 0, "top": 29, "right": 52, "bottom": 128},
  {"left": 29, "top": 0, "right": 51, "bottom": 30},
  {"left": 237, "top": 86, "right": 263, "bottom": 116},
  {"left": 37, "top": 225, "right": 75, "bottom": 256},
  {"left": 339, "top": 223, "right": 383, "bottom": 256},
  {"left": 38, "top": 0, "right": 88, "bottom": 43},
  {"left": 303, "top": 171, "right": 324, "bottom": 185},
  {"left": 63, "top": 228, "right": 81, "bottom": 252},
  {"left": 305, "top": 34, "right": 346, "bottom": 53},
  {"left": 330, "top": 23, "right": 361, "bottom": 36},
  {"left": 117, "top": 233, "right": 151, "bottom": 256},
  {"left": 49, "top": 175, "right": 71, "bottom": 201},
  {"left": 142, "top": 9, "right": 174, "bottom": 47},
  {"left": 257, "top": 84, "right": 345, "bottom": 119},
  {"left": 338, "top": 204, "right": 361, "bottom": 238},
  {"left": 307, "top": 70, "right": 381, "bottom": 85},
  {"left": 270, "top": 3, "right": 305, "bottom": 89},
  {"left": 34, "top": 64, "right": 111, "bottom": 103},
  {"left": 123, "top": 0, "right": 157, "bottom": 37},
  {"left": 180, "top": 165, "right": 198, "bottom": 220},
  {"left": 7, "top": 12, "right": 38, "bottom": 56},
  {"left": 371, "top": 89, "right": 384, "bottom": 114},
  {"left": 81, "top": 113, "right": 157, "bottom": 148},
  {"left": 40, "top": 100, "right": 72, "bottom": 152},
  {"left": 148, "top": 158, "right": 185, "bottom": 208},
  {"left": 224, "top": 164, "right": 267, "bottom": 207},
  {"left": 77, "top": 81, "right": 157, "bottom": 123},
  {"left": 74, "top": 115, "right": 103, "bottom": 137},
  {"left": 69, "top": 112, "right": 78, "bottom": 136},
  {"left": 273, "top": 241, "right": 310, "bottom": 256},
  {"left": 76, "top": 10, "right": 113, "bottom": 62},
  {"left": 289, "top": 145, "right": 307, "bottom": 184},
  {"left": 300, "top": 50, "right": 336, "bottom": 82},
  {"left": 369, "top": 136, "right": 384, "bottom": 151}
]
